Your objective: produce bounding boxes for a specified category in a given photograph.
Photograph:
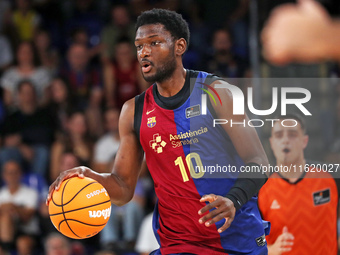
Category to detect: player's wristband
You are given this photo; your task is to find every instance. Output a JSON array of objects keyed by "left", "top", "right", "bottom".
[{"left": 225, "top": 163, "right": 267, "bottom": 211}]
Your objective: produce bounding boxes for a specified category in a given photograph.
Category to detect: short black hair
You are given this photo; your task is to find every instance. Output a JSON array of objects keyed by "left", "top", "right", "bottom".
[
  {"left": 17, "top": 79, "right": 36, "bottom": 94},
  {"left": 136, "top": 8, "right": 190, "bottom": 48},
  {"left": 275, "top": 113, "right": 307, "bottom": 134}
]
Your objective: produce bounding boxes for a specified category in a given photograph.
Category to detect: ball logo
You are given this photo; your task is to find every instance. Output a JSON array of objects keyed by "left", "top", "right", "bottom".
[
  {"left": 89, "top": 207, "right": 111, "bottom": 219},
  {"left": 86, "top": 188, "right": 108, "bottom": 199}
]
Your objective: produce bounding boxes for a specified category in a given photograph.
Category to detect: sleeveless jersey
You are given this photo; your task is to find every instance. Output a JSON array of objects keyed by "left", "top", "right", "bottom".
[
  {"left": 135, "top": 70, "right": 268, "bottom": 254},
  {"left": 258, "top": 170, "right": 339, "bottom": 255}
]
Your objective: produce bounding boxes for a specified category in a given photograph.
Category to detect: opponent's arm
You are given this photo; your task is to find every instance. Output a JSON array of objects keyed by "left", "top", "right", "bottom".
[
  {"left": 262, "top": 0, "right": 340, "bottom": 64},
  {"left": 47, "top": 98, "right": 144, "bottom": 206}
]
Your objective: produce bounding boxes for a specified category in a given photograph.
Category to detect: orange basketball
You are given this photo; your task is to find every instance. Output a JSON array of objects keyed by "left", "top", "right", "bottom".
[{"left": 49, "top": 177, "right": 111, "bottom": 239}]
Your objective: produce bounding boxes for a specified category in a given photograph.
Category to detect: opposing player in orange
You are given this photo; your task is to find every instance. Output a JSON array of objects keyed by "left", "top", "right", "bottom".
[{"left": 258, "top": 115, "right": 339, "bottom": 255}]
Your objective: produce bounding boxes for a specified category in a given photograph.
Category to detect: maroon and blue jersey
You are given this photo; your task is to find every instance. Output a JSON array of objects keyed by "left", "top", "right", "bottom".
[{"left": 134, "top": 70, "right": 269, "bottom": 254}]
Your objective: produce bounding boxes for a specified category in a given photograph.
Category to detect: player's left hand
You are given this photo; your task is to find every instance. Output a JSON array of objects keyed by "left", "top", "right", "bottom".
[{"left": 198, "top": 194, "right": 236, "bottom": 233}]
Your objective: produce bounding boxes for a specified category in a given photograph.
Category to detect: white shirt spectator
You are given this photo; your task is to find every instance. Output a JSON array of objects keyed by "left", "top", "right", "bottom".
[
  {"left": 1, "top": 66, "right": 51, "bottom": 98},
  {"left": 94, "top": 134, "right": 120, "bottom": 163},
  {"left": 0, "top": 184, "right": 40, "bottom": 234},
  {"left": 135, "top": 213, "right": 159, "bottom": 254}
]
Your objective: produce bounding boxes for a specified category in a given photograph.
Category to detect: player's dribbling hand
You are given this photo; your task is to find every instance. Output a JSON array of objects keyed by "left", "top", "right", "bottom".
[
  {"left": 46, "top": 166, "right": 89, "bottom": 205},
  {"left": 198, "top": 194, "right": 236, "bottom": 233}
]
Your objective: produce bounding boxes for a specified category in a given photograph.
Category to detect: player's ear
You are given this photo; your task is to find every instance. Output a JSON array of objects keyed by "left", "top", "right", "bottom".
[{"left": 175, "top": 38, "right": 187, "bottom": 56}]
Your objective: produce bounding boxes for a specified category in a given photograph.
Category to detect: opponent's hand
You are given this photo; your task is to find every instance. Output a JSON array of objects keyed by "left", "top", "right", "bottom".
[
  {"left": 198, "top": 194, "right": 236, "bottom": 233},
  {"left": 262, "top": 0, "right": 332, "bottom": 64},
  {"left": 46, "top": 166, "right": 89, "bottom": 205},
  {"left": 268, "top": 226, "right": 294, "bottom": 255}
]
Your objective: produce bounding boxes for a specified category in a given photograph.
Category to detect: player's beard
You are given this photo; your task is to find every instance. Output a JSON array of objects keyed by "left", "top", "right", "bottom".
[{"left": 142, "top": 48, "right": 177, "bottom": 83}]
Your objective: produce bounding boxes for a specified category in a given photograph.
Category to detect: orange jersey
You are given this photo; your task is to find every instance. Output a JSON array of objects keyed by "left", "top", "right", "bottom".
[{"left": 258, "top": 170, "right": 339, "bottom": 255}]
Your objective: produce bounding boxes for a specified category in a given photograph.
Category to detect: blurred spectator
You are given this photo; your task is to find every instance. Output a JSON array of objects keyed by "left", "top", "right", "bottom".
[
  {"left": 11, "top": 0, "right": 41, "bottom": 42},
  {"left": 104, "top": 38, "right": 148, "bottom": 109},
  {"left": 85, "top": 87, "right": 105, "bottom": 140},
  {"left": 50, "top": 111, "right": 93, "bottom": 182},
  {"left": 94, "top": 251, "right": 116, "bottom": 255},
  {"left": 47, "top": 77, "right": 77, "bottom": 134},
  {"left": 44, "top": 232, "right": 71, "bottom": 255},
  {"left": 34, "top": 29, "right": 59, "bottom": 75},
  {"left": 93, "top": 108, "right": 120, "bottom": 173},
  {"left": 63, "top": 0, "right": 102, "bottom": 54},
  {"left": 0, "top": 41, "right": 51, "bottom": 107},
  {"left": 60, "top": 43, "right": 102, "bottom": 110},
  {"left": 71, "top": 27, "right": 103, "bottom": 65},
  {"left": 197, "top": 0, "right": 249, "bottom": 58},
  {"left": 205, "top": 29, "right": 248, "bottom": 79},
  {"left": 40, "top": 151, "right": 81, "bottom": 236},
  {"left": 135, "top": 212, "right": 159, "bottom": 255},
  {"left": 100, "top": 179, "right": 145, "bottom": 251},
  {"left": 0, "top": 160, "right": 39, "bottom": 255},
  {"left": 100, "top": 5, "right": 135, "bottom": 63},
  {"left": 0, "top": 34, "right": 13, "bottom": 74},
  {"left": 0, "top": 0, "right": 11, "bottom": 33},
  {"left": 0, "top": 80, "right": 55, "bottom": 176}
]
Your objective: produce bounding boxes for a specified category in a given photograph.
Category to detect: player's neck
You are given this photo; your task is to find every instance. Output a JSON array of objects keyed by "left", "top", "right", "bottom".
[
  {"left": 156, "top": 67, "right": 186, "bottom": 97},
  {"left": 278, "top": 158, "right": 306, "bottom": 183}
]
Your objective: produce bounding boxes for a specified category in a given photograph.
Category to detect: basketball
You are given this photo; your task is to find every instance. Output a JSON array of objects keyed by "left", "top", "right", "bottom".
[{"left": 49, "top": 177, "right": 111, "bottom": 239}]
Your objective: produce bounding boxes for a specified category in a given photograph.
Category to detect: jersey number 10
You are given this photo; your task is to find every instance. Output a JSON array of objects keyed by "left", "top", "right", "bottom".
[{"left": 174, "top": 152, "right": 204, "bottom": 182}]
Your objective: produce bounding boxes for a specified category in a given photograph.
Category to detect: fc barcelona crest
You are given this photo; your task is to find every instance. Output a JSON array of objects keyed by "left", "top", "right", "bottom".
[{"left": 147, "top": 117, "right": 156, "bottom": 128}]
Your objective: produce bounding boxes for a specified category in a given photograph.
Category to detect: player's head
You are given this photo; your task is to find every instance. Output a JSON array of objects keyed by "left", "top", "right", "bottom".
[
  {"left": 135, "top": 9, "right": 189, "bottom": 83},
  {"left": 270, "top": 114, "right": 308, "bottom": 166}
]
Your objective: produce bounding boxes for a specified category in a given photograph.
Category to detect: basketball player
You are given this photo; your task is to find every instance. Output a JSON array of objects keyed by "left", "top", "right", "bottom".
[
  {"left": 48, "top": 9, "right": 269, "bottom": 254},
  {"left": 258, "top": 115, "right": 339, "bottom": 254},
  {"left": 262, "top": 0, "right": 340, "bottom": 65}
]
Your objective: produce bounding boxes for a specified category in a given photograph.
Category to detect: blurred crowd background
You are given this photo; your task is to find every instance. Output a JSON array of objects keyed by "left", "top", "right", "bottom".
[{"left": 0, "top": 0, "right": 339, "bottom": 254}]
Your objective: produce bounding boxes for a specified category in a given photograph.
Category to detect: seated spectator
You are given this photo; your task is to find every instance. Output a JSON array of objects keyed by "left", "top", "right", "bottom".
[
  {"left": 44, "top": 232, "right": 71, "bottom": 255},
  {"left": 60, "top": 43, "right": 102, "bottom": 110},
  {"left": 0, "top": 160, "right": 39, "bottom": 255},
  {"left": 46, "top": 77, "right": 77, "bottom": 134},
  {"left": 104, "top": 38, "right": 148, "bottom": 109},
  {"left": 100, "top": 178, "right": 145, "bottom": 251},
  {"left": 135, "top": 212, "right": 159, "bottom": 255},
  {"left": 100, "top": 5, "right": 135, "bottom": 63},
  {"left": 63, "top": 0, "right": 103, "bottom": 56},
  {"left": 71, "top": 27, "right": 103, "bottom": 65},
  {"left": 50, "top": 111, "right": 93, "bottom": 182},
  {"left": 93, "top": 108, "right": 120, "bottom": 173},
  {"left": 94, "top": 251, "right": 116, "bottom": 255},
  {"left": 0, "top": 80, "right": 56, "bottom": 176},
  {"left": 205, "top": 29, "right": 248, "bottom": 79},
  {"left": 0, "top": 0, "right": 11, "bottom": 34},
  {"left": 40, "top": 151, "right": 81, "bottom": 237},
  {"left": 11, "top": 0, "right": 41, "bottom": 42},
  {"left": 85, "top": 87, "right": 105, "bottom": 140},
  {"left": 33, "top": 29, "right": 59, "bottom": 76},
  {"left": 0, "top": 41, "right": 51, "bottom": 107}
]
